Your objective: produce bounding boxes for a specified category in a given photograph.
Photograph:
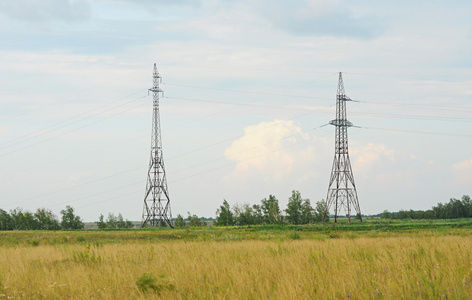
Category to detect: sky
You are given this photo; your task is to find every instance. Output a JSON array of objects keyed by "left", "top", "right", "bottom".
[{"left": 0, "top": 0, "right": 471, "bottom": 222}]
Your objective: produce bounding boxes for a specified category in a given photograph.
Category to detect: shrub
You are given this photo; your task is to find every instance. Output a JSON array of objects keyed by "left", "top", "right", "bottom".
[
  {"left": 136, "top": 273, "right": 175, "bottom": 293},
  {"left": 136, "top": 273, "right": 158, "bottom": 292}
]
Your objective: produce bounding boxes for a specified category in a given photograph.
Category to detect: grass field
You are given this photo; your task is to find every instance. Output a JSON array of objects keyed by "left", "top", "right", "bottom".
[{"left": 1, "top": 219, "right": 472, "bottom": 299}]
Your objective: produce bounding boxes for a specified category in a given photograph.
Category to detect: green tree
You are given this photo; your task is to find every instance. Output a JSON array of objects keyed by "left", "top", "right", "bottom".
[
  {"left": 106, "top": 213, "right": 118, "bottom": 229},
  {"left": 433, "top": 203, "right": 445, "bottom": 219},
  {"left": 187, "top": 213, "right": 205, "bottom": 227},
  {"left": 60, "top": 206, "right": 84, "bottom": 229},
  {"left": 215, "top": 199, "right": 234, "bottom": 226},
  {"left": 117, "top": 213, "right": 126, "bottom": 228},
  {"left": 450, "top": 198, "right": 465, "bottom": 219},
  {"left": 300, "top": 199, "right": 315, "bottom": 224},
  {"left": 252, "top": 204, "right": 263, "bottom": 225},
  {"left": 233, "top": 203, "right": 256, "bottom": 226},
  {"left": 261, "top": 195, "right": 281, "bottom": 224},
  {"left": 96, "top": 214, "right": 106, "bottom": 230},
  {"left": 174, "top": 214, "right": 186, "bottom": 227},
  {"left": 424, "top": 209, "right": 435, "bottom": 219},
  {"left": 462, "top": 195, "right": 472, "bottom": 218},
  {"left": 397, "top": 209, "right": 409, "bottom": 219},
  {"left": 314, "top": 201, "right": 329, "bottom": 222},
  {"left": 125, "top": 220, "right": 133, "bottom": 228},
  {"left": 285, "top": 190, "right": 303, "bottom": 225},
  {"left": 0, "top": 209, "right": 13, "bottom": 230},
  {"left": 10, "top": 208, "right": 38, "bottom": 230},
  {"left": 97, "top": 213, "right": 133, "bottom": 229},
  {"left": 34, "top": 208, "right": 60, "bottom": 230},
  {"left": 381, "top": 210, "right": 392, "bottom": 219}
]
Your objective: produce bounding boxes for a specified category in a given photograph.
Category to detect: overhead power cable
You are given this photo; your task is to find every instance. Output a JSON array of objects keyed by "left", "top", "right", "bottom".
[
  {"left": 0, "top": 96, "right": 147, "bottom": 158},
  {"left": 169, "top": 126, "right": 331, "bottom": 185},
  {"left": 361, "top": 126, "right": 472, "bottom": 138},
  {"left": 47, "top": 180, "right": 144, "bottom": 209},
  {"left": 3, "top": 122, "right": 329, "bottom": 209},
  {"left": 349, "top": 111, "right": 472, "bottom": 123},
  {"left": 344, "top": 71, "right": 472, "bottom": 80},
  {"left": 163, "top": 82, "right": 331, "bottom": 100},
  {"left": 0, "top": 88, "right": 146, "bottom": 150},
  {"left": 171, "top": 123, "right": 330, "bottom": 175},
  {"left": 0, "top": 133, "right": 148, "bottom": 180},
  {"left": 165, "top": 96, "right": 332, "bottom": 112}
]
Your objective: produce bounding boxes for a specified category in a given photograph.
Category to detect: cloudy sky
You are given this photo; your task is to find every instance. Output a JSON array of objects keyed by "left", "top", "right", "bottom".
[{"left": 1, "top": 0, "right": 471, "bottom": 222}]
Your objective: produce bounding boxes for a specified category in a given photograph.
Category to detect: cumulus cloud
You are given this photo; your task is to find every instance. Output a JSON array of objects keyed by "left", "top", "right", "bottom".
[
  {"left": 224, "top": 120, "right": 315, "bottom": 181},
  {"left": 451, "top": 158, "right": 472, "bottom": 185},
  {"left": 352, "top": 143, "right": 395, "bottom": 172},
  {"left": 452, "top": 159, "right": 472, "bottom": 171},
  {"left": 348, "top": 142, "right": 402, "bottom": 185},
  {"left": 0, "top": 0, "right": 91, "bottom": 23}
]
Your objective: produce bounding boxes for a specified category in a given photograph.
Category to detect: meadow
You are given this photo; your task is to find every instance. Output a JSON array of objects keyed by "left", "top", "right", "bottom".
[{"left": 1, "top": 219, "right": 471, "bottom": 299}]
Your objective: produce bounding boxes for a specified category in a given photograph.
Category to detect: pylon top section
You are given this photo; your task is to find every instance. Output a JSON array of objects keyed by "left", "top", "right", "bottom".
[
  {"left": 329, "top": 72, "right": 354, "bottom": 127},
  {"left": 336, "top": 72, "right": 346, "bottom": 95},
  {"left": 149, "top": 63, "right": 163, "bottom": 97}
]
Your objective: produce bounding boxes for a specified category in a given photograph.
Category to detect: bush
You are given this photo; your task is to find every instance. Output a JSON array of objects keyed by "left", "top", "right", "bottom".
[
  {"left": 136, "top": 273, "right": 158, "bottom": 292},
  {"left": 136, "top": 273, "right": 175, "bottom": 293}
]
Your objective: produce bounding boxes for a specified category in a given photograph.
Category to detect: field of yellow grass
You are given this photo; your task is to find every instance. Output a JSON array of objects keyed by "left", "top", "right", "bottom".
[{"left": 0, "top": 228, "right": 471, "bottom": 299}]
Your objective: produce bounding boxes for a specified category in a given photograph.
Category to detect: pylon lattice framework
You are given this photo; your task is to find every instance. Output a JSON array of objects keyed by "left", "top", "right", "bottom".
[
  {"left": 325, "top": 72, "right": 362, "bottom": 223},
  {"left": 141, "top": 63, "right": 173, "bottom": 228}
]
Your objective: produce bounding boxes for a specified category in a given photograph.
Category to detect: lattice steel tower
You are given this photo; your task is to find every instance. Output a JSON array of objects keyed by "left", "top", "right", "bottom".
[
  {"left": 141, "top": 63, "right": 173, "bottom": 228},
  {"left": 325, "top": 72, "right": 362, "bottom": 223}
]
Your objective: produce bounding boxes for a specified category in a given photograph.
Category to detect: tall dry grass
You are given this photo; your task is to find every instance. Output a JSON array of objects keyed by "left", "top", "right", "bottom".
[{"left": 0, "top": 234, "right": 471, "bottom": 299}]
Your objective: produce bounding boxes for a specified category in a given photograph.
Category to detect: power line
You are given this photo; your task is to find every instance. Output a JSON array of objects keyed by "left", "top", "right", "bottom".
[
  {"left": 0, "top": 89, "right": 146, "bottom": 150},
  {"left": 166, "top": 95, "right": 332, "bottom": 112},
  {"left": 163, "top": 75, "right": 334, "bottom": 131},
  {"left": 0, "top": 97, "right": 147, "bottom": 158},
  {"left": 163, "top": 82, "right": 331, "bottom": 100},
  {"left": 169, "top": 127, "right": 331, "bottom": 184},
  {"left": 2, "top": 166, "right": 146, "bottom": 208},
  {"left": 361, "top": 126, "right": 472, "bottom": 138},
  {"left": 358, "top": 100, "right": 472, "bottom": 114},
  {"left": 1, "top": 123, "right": 329, "bottom": 209},
  {"left": 0, "top": 133, "right": 148, "bottom": 180},
  {"left": 349, "top": 111, "right": 472, "bottom": 123},
  {"left": 171, "top": 123, "right": 330, "bottom": 175},
  {"left": 344, "top": 71, "right": 472, "bottom": 80}
]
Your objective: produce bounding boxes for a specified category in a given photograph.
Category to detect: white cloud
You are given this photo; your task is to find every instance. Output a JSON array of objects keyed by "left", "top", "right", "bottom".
[
  {"left": 452, "top": 158, "right": 472, "bottom": 185},
  {"left": 224, "top": 119, "right": 314, "bottom": 181},
  {"left": 453, "top": 159, "right": 472, "bottom": 171},
  {"left": 351, "top": 143, "right": 395, "bottom": 175}
]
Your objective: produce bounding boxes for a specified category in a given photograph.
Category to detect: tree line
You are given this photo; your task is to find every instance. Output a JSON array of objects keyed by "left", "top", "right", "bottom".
[
  {"left": 210, "top": 190, "right": 328, "bottom": 226},
  {"left": 381, "top": 195, "right": 472, "bottom": 220},
  {"left": 96, "top": 213, "right": 134, "bottom": 229},
  {"left": 0, "top": 206, "right": 84, "bottom": 230},
  {"left": 0, "top": 206, "right": 136, "bottom": 230},
  {"left": 2, "top": 194, "right": 471, "bottom": 230}
]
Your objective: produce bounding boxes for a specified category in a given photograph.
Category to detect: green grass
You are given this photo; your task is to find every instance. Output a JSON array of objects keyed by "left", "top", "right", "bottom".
[{"left": 1, "top": 218, "right": 472, "bottom": 246}]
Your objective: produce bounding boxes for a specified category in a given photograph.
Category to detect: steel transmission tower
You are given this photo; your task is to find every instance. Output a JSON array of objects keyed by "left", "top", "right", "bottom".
[
  {"left": 141, "top": 63, "right": 173, "bottom": 228},
  {"left": 325, "top": 72, "right": 362, "bottom": 223}
]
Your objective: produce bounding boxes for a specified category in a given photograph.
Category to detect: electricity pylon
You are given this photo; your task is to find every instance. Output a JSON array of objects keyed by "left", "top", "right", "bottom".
[
  {"left": 141, "top": 63, "right": 173, "bottom": 228},
  {"left": 325, "top": 72, "right": 362, "bottom": 223}
]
